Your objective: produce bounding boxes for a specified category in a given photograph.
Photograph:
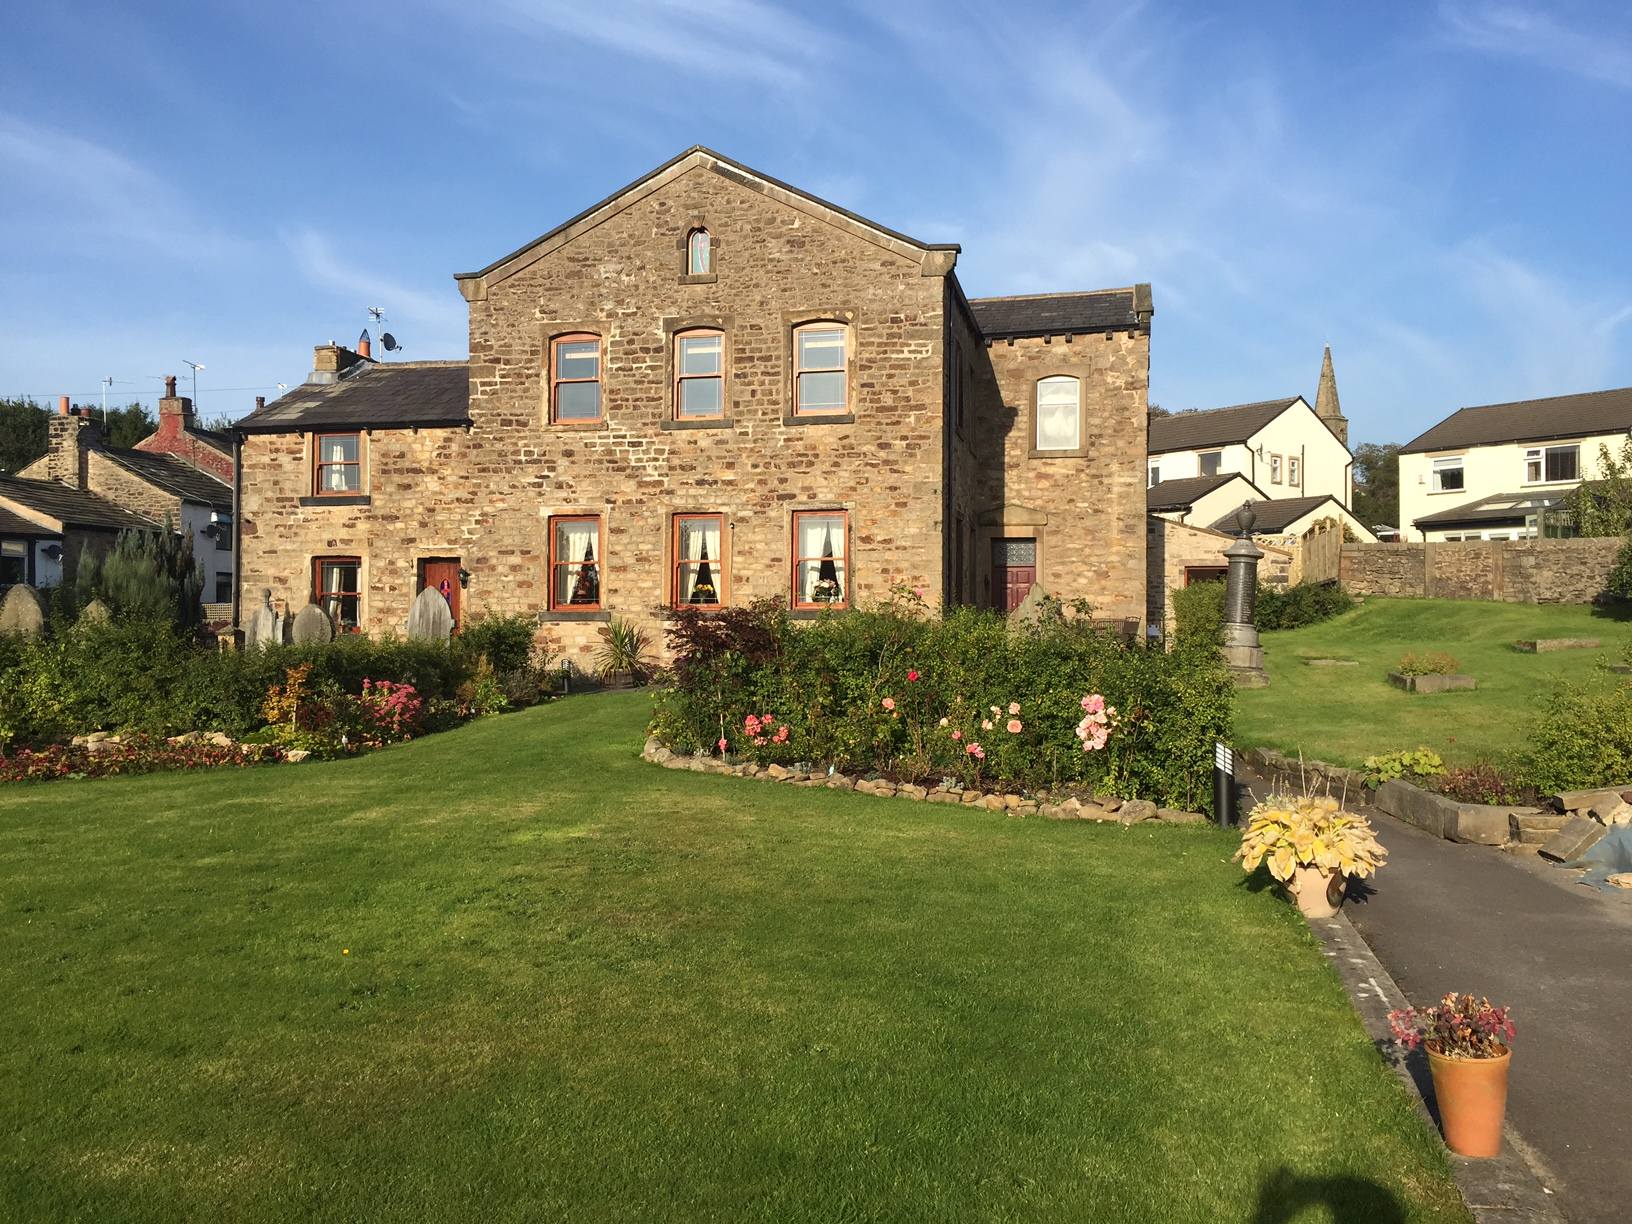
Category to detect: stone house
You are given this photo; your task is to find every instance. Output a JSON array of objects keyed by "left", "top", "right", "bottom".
[
  {"left": 233, "top": 148, "right": 1153, "bottom": 663},
  {"left": 1147, "top": 347, "right": 1353, "bottom": 508},
  {"left": 0, "top": 471, "right": 158, "bottom": 589},
  {"left": 1399, "top": 385, "right": 1632, "bottom": 542},
  {"left": 18, "top": 397, "right": 235, "bottom": 602}
]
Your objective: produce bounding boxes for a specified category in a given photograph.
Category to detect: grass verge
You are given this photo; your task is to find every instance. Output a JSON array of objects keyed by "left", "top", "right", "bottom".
[{"left": 1, "top": 693, "right": 1466, "bottom": 1222}]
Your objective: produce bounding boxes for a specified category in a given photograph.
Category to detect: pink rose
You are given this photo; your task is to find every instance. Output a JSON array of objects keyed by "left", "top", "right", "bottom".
[
  {"left": 952, "top": 730, "right": 962, "bottom": 740},
  {"left": 1007, "top": 719, "right": 1022, "bottom": 734},
  {"left": 938, "top": 717, "right": 949, "bottom": 726},
  {"left": 907, "top": 669, "right": 919, "bottom": 682},
  {"left": 981, "top": 719, "right": 993, "bottom": 731},
  {"left": 718, "top": 738, "right": 727, "bottom": 751},
  {"left": 1008, "top": 702, "right": 1021, "bottom": 715},
  {"left": 966, "top": 743, "right": 985, "bottom": 759},
  {"left": 882, "top": 697, "right": 896, "bottom": 711}
]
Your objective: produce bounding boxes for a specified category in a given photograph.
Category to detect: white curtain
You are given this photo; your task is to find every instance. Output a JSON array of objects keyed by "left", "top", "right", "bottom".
[{"left": 1035, "top": 377, "right": 1080, "bottom": 451}]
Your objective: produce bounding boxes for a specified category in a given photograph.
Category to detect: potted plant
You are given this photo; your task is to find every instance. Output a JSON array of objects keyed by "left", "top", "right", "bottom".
[
  {"left": 1389, "top": 993, "right": 1515, "bottom": 1157},
  {"left": 1233, "top": 794, "right": 1388, "bottom": 918}
]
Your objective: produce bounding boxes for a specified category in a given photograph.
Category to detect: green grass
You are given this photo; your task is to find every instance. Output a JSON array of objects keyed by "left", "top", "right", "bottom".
[
  {"left": 1237, "top": 597, "right": 1632, "bottom": 768},
  {"left": 0, "top": 694, "right": 1467, "bottom": 1222}
]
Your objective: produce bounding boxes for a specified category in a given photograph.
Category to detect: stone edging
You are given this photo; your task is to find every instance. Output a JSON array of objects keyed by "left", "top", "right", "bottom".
[
  {"left": 641, "top": 737, "right": 1208, "bottom": 825},
  {"left": 1309, "top": 909, "right": 1564, "bottom": 1223}
]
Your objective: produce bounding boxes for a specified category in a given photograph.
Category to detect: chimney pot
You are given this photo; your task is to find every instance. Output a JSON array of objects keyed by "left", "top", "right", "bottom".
[
  {"left": 165, "top": 375, "right": 177, "bottom": 397},
  {"left": 255, "top": 395, "right": 265, "bottom": 410},
  {"left": 59, "top": 396, "right": 70, "bottom": 415},
  {"left": 358, "top": 330, "right": 372, "bottom": 360}
]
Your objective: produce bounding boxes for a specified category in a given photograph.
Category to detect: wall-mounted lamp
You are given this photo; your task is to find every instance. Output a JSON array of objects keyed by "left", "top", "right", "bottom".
[{"left": 457, "top": 568, "right": 471, "bottom": 589}]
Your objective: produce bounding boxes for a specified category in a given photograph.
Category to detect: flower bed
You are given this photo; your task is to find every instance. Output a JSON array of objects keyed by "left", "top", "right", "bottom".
[
  {"left": 0, "top": 736, "right": 284, "bottom": 783},
  {"left": 650, "top": 593, "right": 1233, "bottom": 813}
]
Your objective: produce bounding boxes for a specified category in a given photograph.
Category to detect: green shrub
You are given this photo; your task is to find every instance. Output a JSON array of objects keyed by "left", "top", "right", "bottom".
[
  {"left": 1170, "top": 579, "right": 1225, "bottom": 649},
  {"left": 652, "top": 595, "right": 1233, "bottom": 812},
  {"left": 1523, "top": 680, "right": 1632, "bottom": 794},
  {"left": 97, "top": 517, "right": 204, "bottom": 627},
  {"left": 1606, "top": 535, "right": 1632, "bottom": 600},
  {"left": 1361, "top": 747, "right": 1445, "bottom": 790},
  {"left": 457, "top": 612, "right": 540, "bottom": 674},
  {"left": 1254, "top": 581, "right": 1355, "bottom": 631}
]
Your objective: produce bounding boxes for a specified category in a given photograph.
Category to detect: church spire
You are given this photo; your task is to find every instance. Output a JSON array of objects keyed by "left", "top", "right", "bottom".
[{"left": 1314, "top": 345, "right": 1347, "bottom": 447}]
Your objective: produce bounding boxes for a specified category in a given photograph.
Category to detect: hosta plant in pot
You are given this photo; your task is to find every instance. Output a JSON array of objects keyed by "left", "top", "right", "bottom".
[
  {"left": 1233, "top": 795, "right": 1388, "bottom": 918},
  {"left": 1389, "top": 993, "right": 1515, "bottom": 1157}
]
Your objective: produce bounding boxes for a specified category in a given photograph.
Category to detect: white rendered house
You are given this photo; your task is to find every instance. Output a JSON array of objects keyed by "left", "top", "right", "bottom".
[{"left": 1399, "top": 386, "right": 1632, "bottom": 542}]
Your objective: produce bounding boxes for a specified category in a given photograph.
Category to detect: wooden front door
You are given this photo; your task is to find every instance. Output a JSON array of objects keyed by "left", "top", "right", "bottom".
[
  {"left": 420, "top": 558, "right": 462, "bottom": 631},
  {"left": 992, "top": 539, "right": 1036, "bottom": 612}
]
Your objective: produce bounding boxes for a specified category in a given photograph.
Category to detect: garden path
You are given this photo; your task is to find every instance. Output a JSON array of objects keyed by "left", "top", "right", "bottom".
[{"left": 1344, "top": 811, "right": 1632, "bottom": 1224}]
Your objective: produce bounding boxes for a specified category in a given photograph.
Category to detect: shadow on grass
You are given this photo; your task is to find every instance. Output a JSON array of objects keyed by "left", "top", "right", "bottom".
[
  {"left": 1250, "top": 1167, "right": 1407, "bottom": 1223},
  {"left": 1588, "top": 600, "right": 1632, "bottom": 624}
]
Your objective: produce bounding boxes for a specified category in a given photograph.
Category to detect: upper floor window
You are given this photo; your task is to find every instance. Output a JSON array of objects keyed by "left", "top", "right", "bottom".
[
  {"left": 793, "top": 511, "right": 848, "bottom": 609},
  {"left": 549, "top": 516, "right": 602, "bottom": 610},
  {"left": 314, "top": 556, "right": 361, "bottom": 631},
  {"left": 794, "top": 324, "right": 848, "bottom": 416},
  {"left": 1525, "top": 444, "right": 1579, "bottom": 484},
  {"left": 1035, "top": 376, "right": 1080, "bottom": 450},
  {"left": 1269, "top": 455, "right": 1283, "bottom": 484},
  {"left": 1199, "top": 451, "right": 1222, "bottom": 477},
  {"left": 675, "top": 329, "right": 725, "bottom": 419},
  {"left": 1148, "top": 462, "right": 1161, "bottom": 487},
  {"left": 551, "top": 335, "right": 602, "bottom": 422},
  {"left": 1432, "top": 455, "right": 1465, "bottom": 492},
  {"left": 674, "top": 514, "right": 724, "bottom": 606},
  {"left": 687, "top": 229, "right": 712, "bottom": 275},
  {"left": 314, "top": 433, "right": 361, "bottom": 495},
  {"left": 1288, "top": 456, "right": 1301, "bottom": 487}
]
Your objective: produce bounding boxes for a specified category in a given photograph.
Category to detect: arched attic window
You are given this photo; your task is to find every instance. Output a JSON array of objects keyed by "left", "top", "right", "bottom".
[{"left": 687, "top": 228, "right": 712, "bottom": 275}]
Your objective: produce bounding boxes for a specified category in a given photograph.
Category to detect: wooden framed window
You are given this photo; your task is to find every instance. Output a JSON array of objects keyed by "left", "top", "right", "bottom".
[
  {"left": 794, "top": 324, "right": 848, "bottom": 415},
  {"left": 1269, "top": 455, "right": 1283, "bottom": 484},
  {"left": 674, "top": 330, "right": 725, "bottom": 419},
  {"left": 687, "top": 229, "right": 711, "bottom": 275},
  {"left": 549, "top": 516, "right": 602, "bottom": 610},
  {"left": 314, "top": 433, "right": 361, "bottom": 495},
  {"left": 1199, "top": 451, "right": 1222, "bottom": 477},
  {"left": 673, "top": 514, "right": 724, "bottom": 606},
  {"left": 1035, "top": 376, "right": 1080, "bottom": 450},
  {"left": 793, "top": 511, "right": 848, "bottom": 609},
  {"left": 0, "top": 539, "right": 27, "bottom": 586},
  {"left": 314, "top": 557, "right": 361, "bottom": 631},
  {"left": 551, "top": 334, "right": 602, "bottom": 422},
  {"left": 1288, "top": 457, "right": 1300, "bottom": 487}
]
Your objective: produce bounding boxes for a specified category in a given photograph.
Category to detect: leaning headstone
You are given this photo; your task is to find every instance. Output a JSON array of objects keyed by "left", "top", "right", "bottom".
[
  {"left": 79, "top": 598, "right": 112, "bottom": 626},
  {"left": 246, "top": 589, "right": 278, "bottom": 651},
  {"left": 290, "top": 601, "right": 335, "bottom": 645},
  {"left": 1007, "top": 582, "right": 1048, "bottom": 629},
  {"left": 1539, "top": 816, "right": 1609, "bottom": 863},
  {"left": 0, "top": 584, "right": 46, "bottom": 638},
  {"left": 406, "top": 585, "right": 454, "bottom": 642}
]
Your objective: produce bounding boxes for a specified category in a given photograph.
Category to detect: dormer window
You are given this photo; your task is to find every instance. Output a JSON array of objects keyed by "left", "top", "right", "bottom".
[{"left": 688, "top": 229, "right": 712, "bottom": 276}]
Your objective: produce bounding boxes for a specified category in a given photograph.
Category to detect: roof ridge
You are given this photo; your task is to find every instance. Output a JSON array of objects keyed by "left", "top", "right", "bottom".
[{"left": 967, "top": 288, "right": 1134, "bottom": 303}]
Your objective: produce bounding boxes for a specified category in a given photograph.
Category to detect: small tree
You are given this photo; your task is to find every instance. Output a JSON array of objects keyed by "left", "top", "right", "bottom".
[
  {"left": 96, "top": 514, "right": 204, "bottom": 626},
  {"left": 73, "top": 545, "right": 102, "bottom": 610},
  {"left": 1564, "top": 438, "right": 1632, "bottom": 537}
]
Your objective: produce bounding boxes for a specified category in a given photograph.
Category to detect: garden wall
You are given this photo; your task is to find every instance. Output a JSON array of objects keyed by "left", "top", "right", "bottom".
[{"left": 1338, "top": 538, "right": 1622, "bottom": 604}]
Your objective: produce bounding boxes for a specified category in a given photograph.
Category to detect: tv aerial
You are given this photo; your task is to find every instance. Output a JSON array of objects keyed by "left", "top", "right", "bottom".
[{"left": 368, "top": 307, "right": 401, "bottom": 355}]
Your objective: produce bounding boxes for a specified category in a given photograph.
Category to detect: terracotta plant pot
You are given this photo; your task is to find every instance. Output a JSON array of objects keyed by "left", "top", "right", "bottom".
[
  {"left": 1286, "top": 865, "right": 1344, "bottom": 918},
  {"left": 1428, "top": 1045, "right": 1510, "bottom": 1157}
]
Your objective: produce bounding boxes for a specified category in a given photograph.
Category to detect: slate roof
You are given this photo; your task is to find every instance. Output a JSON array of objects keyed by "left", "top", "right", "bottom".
[
  {"left": 1146, "top": 472, "right": 1253, "bottom": 512},
  {"left": 233, "top": 362, "right": 470, "bottom": 435},
  {"left": 1411, "top": 491, "right": 1566, "bottom": 529},
  {"left": 1148, "top": 398, "right": 1302, "bottom": 455},
  {"left": 967, "top": 289, "right": 1145, "bottom": 341},
  {"left": 99, "top": 448, "right": 232, "bottom": 511},
  {"left": 1208, "top": 494, "right": 1342, "bottom": 535},
  {"left": 0, "top": 474, "right": 160, "bottom": 532},
  {"left": 1401, "top": 385, "right": 1632, "bottom": 454},
  {"left": 0, "top": 506, "right": 53, "bottom": 536}
]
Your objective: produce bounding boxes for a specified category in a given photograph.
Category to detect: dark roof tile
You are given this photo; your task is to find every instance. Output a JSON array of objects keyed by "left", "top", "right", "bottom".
[
  {"left": 1149, "top": 399, "right": 1301, "bottom": 454},
  {"left": 234, "top": 362, "right": 470, "bottom": 435},
  {"left": 1401, "top": 386, "right": 1632, "bottom": 454},
  {"left": 967, "top": 289, "right": 1142, "bottom": 340},
  {"left": 1146, "top": 472, "right": 1254, "bottom": 512},
  {"left": 1208, "top": 494, "right": 1340, "bottom": 534},
  {"left": 0, "top": 474, "right": 160, "bottom": 532},
  {"left": 100, "top": 449, "right": 232, "bottom": 511},
  {"left": 1411, "top": 491, "right": 1566, "bottom": 529}
]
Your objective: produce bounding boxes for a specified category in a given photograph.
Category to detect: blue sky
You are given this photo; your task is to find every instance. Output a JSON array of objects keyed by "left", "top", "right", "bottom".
[{"left": 3, "top": 1, "right": 1630, "bottom": 445}]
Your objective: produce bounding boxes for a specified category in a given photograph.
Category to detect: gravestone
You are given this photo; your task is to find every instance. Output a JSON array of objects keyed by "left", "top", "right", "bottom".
[
  {"left": 406, "top": 585, "right": 454, "bottom": 642},
  {"left": 0, "top": 584, "right": 46, "bottom": 638},
  {"left": 79, "top": 598, "right": 112, "bottom": 626},
  {"left": 245, "top": 589, "right": 279, "bottom": 650},
  {"left": 290, "top": 601, "right": 335, "bottom": 645},
  {"left": 1007, "top": 582, "right": 1049, "bottom": 629}
]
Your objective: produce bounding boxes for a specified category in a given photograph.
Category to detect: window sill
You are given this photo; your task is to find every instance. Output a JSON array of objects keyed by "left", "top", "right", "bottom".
[
  {"left": 679, "top": 273, "right": 717, "bottom": 285},
  {"left": 789, "top": 607, "right": 849, "bottom": 620},
  {"left": 662, "top": 418, "right": 734, "bottom": 431},
  {"left": 550, "top": 418, "right": 608, "bottom": 430},
  {"left": 1028, "top": 447, "right": 1089, "bottom": 459},
  {"left": 539, "top": 609, "right": 611, "bottom": 622},
  {"left": 782, "top": 413, "right": 856, "bottom": 427},
  {"left": 1426, "top": 488, "right": 1467, "bottom": 496},
  {"left": 299, "top": 495, "right": 371, "bottom": 507}
]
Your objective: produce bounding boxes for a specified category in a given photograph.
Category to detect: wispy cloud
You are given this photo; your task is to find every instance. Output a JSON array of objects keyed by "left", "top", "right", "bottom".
[
  {"left": 1440, "top": 1, "right": 1632, "bottom": 86},
  {"left": 281, "top": 228, "right": 466, "bottom": 335}
]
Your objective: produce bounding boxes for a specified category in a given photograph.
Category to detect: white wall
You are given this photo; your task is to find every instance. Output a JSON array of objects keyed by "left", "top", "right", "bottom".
[
  {"left": 1149, "top": 399, "right": 1352, "bottom": 507},
  {"left": 179, "top": 503, "right": 233, "bottom": 604},
  {"left": 1399, "top": 431, "right": 1629, "bottom": 541},
  {"left": 33, "top": 541, "right": 63, "bottom": 587}
]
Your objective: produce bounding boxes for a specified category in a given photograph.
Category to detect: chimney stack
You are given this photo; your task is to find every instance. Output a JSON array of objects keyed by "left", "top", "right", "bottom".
[
  {"left": 46, "top": 400, "right": 101, "bottom": 490},
  {"left": 255, "top": 396, "right": 265, "bottom": 411},
  {"left": 156, "top": 373, "right": 196, "bottom": 437},
  {"left": 308, "top": 340, "right": 371, "bottom": 385}
]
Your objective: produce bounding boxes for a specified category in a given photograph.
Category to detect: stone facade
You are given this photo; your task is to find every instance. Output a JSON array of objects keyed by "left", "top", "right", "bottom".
[
  {"left": 1340, "top": 538, "right": 1624, "bottom": 604},
  {"left": 235, "top": 150, "right": 1151, "bottom": 663}
]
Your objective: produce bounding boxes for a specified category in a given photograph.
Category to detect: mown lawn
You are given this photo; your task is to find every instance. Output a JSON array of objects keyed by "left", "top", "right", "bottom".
[
  {"left": 1, "top": 693, "right": 1466, "bottom": 1222},
  {"left": 1237, "top": 597, "right": 1632, "bottom": 768}
]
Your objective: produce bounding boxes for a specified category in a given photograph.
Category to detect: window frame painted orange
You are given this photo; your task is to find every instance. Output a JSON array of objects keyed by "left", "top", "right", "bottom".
[
  {"left": 550, "top": 333, "right": 603, "bottom": 424},
  {"left": 547, "top": 514, "right": 604, "bottom": 611},
  {"left": 673, "top": 328, "right": 726, "bottom": 420},
  {"left": 312, "top": 555, "right": 362, "bottom": 632},
  {"left": 791, "top": 509, "right": 850, "bottom": 610},
  {"left": 671, "top": 513, "right": 727, "bottom": 608},
  {"left": 312, "top": 432, "right": 362, "bottom": 497},
  {"left": 792, "top": 321, "right": 850, "bottom": 416}
]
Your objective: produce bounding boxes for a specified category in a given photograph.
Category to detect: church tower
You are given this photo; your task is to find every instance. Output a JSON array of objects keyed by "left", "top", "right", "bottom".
[{"left": 1314, "top": 345, "right": 1348, "bottom": 446}]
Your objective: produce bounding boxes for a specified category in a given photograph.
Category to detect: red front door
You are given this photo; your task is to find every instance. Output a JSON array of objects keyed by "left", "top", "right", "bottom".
[
  {"left": 992, "top": 539, "right": 1036, "bottom": 612},
  {"left": 421, "top": 559, "right": 462, "bottom": 630}
]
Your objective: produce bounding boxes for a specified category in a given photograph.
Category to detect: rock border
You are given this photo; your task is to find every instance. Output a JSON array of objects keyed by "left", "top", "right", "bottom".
[{"left": 641, "top": 738, "right": 1207, "bottom": 825}]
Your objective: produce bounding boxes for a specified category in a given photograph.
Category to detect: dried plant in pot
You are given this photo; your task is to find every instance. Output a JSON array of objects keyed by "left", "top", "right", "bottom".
[
  {"left": 1233, "top": 795, "right": 1388, "bottom": 918},
  {"left": 1389, "top": 993, "right": 1515, "bottom": 1157}
]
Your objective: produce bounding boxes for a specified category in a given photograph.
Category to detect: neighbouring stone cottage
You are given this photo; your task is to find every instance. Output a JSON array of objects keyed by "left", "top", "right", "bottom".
[{"left": 233, "top": 148, "right": 1153, "bottom": 664}]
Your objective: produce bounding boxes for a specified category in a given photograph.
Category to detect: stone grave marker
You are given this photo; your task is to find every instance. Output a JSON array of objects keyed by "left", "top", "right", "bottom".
[
  {"left": 407, "top": 585, "right": 454, "bottom": 642},
  {"left": 79, "top": 598, "right": 112, "bottom": 626},
  {"left": 0, "top": 584, "right": 46, "bottom": 637},
  {"left": 245, "top": 589, "right": 279, "bottom": 650},
  {"left": 290, "top": 601, "right": 335, "bottom": 645}
]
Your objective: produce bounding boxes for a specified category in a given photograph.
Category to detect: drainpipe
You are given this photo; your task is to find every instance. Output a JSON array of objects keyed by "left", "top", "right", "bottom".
[{"left": 230, "top": 424, "right": 244, "bottom": 639}]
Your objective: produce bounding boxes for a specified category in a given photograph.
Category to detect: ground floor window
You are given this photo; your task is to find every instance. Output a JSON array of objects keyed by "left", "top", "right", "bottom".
[
  {"left": 314, "top": 557, "right": 361, "bottom": 631},
  {"left": 793, "top": 511, "right": 847, "bottom": 608},
  {"left": 214, "top": 572, "right": 233, "bottom": 604},
  {"left": 673, "top": 514, "right": 723, "bottom": 606},
  {"left": 0, "top": 540, "right": 26, "bottom": 586},
  {"left": 550, "top": 516, "right": 602, "bottom": 609}
]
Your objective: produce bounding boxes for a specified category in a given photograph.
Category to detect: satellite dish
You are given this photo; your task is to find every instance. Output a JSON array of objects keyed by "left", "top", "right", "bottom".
[{"left": 381, "top": 333, "right": 399, "bottom": 352}]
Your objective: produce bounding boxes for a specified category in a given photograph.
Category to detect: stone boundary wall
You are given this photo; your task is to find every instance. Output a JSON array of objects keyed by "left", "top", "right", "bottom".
[{"left": 1339, "top": 537, "right": 1623, "bottom": 604}]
